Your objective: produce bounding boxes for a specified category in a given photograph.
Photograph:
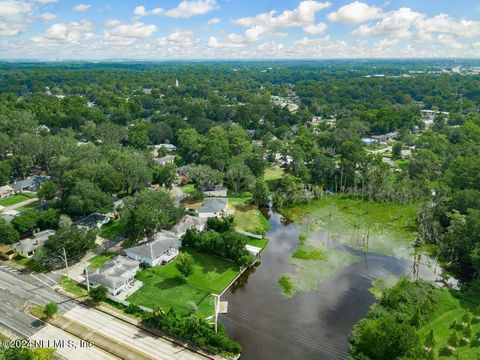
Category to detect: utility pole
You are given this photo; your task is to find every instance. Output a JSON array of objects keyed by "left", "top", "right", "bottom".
[
  {"left": 212, "top": 293, "right": 220, "bottom": 333},
  {"left": 62, "top": 247, "right": 70, "bottom": 280},
  {"left": 85, "top": 262, "right": 90, "bottom": 292}
]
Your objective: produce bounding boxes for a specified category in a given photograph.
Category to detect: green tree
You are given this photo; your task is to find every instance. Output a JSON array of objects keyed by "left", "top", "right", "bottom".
[
  {"left": 252, "top": 179, "right": 270, "bottom": 207},
  {"left": 175, "top": 252, "right": 194, "bottom": 279},
  {"left": 0, "top": 220, "right": 19, "bottom": 244},
  {"left": 37, "top": 181, "right": 56, "bottom": 201},
  {"left": 448, "top": 330, "right": 459, "bottom": 347},
  {"left": 425, "top": 329, "right": 436, "bottom": 349},
  {"left": 63, "top": 180, "right": 113, "bottom": 217},
  {"left": 43, "top": 302, "right": 58, "bottom": 318},
  {"left": 90, "top": 285, "right": 108, "bottom": 302},
  {"left": 392, "top": 141, "right": 403, "bottom": 160},
  {"left": 225, "top": 163, "right": 255, "bottom": 194},
  {"left": 152, "top": 163, "right": 177, "bottom": 189},
  {"left": 122, "top": 189, "right": 183, "bottom": 241},
  {"left": 187, "top": 164, "right": 223, "bottom": 192},
  {"left": 57, "top": 214, "right": 72, "bottom": 229},
  {"left": 11, "top": 210, "right": 38, "bottom": 234}
]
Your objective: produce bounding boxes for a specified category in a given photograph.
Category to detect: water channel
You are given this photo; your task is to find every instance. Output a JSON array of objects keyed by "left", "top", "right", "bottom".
[{"left": 220, "top": 208, "right": 437, "bottom": 360}]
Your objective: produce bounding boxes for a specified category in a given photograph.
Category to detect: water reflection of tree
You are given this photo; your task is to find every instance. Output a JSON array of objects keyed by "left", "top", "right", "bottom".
[{"left": 230, "top": 266, "right": 257, "bottom": 294}]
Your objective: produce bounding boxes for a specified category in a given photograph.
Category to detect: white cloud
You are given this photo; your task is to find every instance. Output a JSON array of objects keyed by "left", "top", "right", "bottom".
[
  {"left": 32, "top": 0, "right": 58, "bottom": 3},
  {"left": 208, "top": 17, "right": 220, "bottom": 25},
  {"left": 229, "top": 1, "right": 331, "bottom": 44},
  {"left": 0, "top": 0, "right": 33, "bottom": 36},
  {"left": 328, "top": 1, "right": 382, "bottom": 24},
  {"left": 106, "top": 19, "right": 120, "bottom": 27},
  {"left": 374, "top": 38, "right": 399, "bottom": 47},
  {"left": 228, "top": 25, "right": 269, "bottom": 43},
  {"left": 352, "top": 7, "right": 423, "bottom": 38},
  {"left": 303, "top": 23, "right": 327, "bottom": 35},
  {"left": 206, "top": 36, "right": 245, "bottom": 48},
  {"left": 134, "top": 5, "right": 148, "bottom": 17},
  {"left": 234, "top": 1, "right": 331, "bottom": 29},
  {"left": 104, "top": 22, "right": 157, "bottom": 43},
  {"left": 152, "top": 8, "right": 164, "bottom": 15},
  {"left": 31, "top": 21, "right": 95, "bottom": 46},
  {"left": 74, "top": 3, "right": 91, "bottom": 12},
  {"left": 40, "top": 12, "right": 56, "bottom": 21},
  {"left": 417, "top": 14, "right": 480, "bottom": 38},
  {"left": 165, "top": 0, "right": 218, "bottom": 19},
  {"left": 158, "top": 31, "right": 198, "bottom": 47}
]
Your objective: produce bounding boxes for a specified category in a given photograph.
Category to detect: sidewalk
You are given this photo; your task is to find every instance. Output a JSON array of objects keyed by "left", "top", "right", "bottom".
[{"left": 50, "top": 314, "right": 152, "bottom": 360}]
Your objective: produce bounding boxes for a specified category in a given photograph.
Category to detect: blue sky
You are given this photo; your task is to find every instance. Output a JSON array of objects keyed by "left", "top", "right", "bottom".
[{"left": 1, "top": 0, "right": 480, "bottom": 59}]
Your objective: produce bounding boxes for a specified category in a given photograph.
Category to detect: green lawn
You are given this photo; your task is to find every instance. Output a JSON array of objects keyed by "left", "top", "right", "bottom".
[
  {"left": 127, "top": 250, "right": 240, "bottom": 317},
  {"left": 0, "top": 193, "right": 33, "bottom": 207},
  {"left": 11, "top": 255, "right": 33, "bottom": 267},
  {"left": 180, "top": 184, "right": 196, "bottom": 194},
  {"left": 59, "top": 276, "right": 89, "bottom": 297},
  {"left": 264, "top": 167, "right": 284, "bottom": 182},
  {"left": 246, "top": 238, "right": 269, "bottom": 250},
  {"left": 87, "top": 252, "right": 118, "bottom": 270},
  {"left": 418, "top": 288, "right": 480, "bottom": 359},
  {"left": 234, "top": 204, "right": 270, "bottom": 235},
  {"left": 99, "top": 220, "right": 124, "bottom": 239},
  {"left": 228, "top": 193, "right": 252, "bottom": 206}
]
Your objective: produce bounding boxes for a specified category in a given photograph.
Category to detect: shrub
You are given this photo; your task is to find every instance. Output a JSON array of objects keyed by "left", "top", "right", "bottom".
[
  {"left": 43, "top": 302, "right": 58, "bottom": 318},
  {"left": 90, "top": 285, "right": 108, "bottom": 302}
]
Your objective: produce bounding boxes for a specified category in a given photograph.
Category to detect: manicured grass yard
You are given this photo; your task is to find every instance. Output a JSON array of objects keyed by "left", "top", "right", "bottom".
[
  {"left": 234, "top": 204, "right": 270, "bottom": 235},
  {"left": 0, "top": 193, "right": 33, "bottom": 207},
  {"left": 59, "top": 276, "right": 88, "bottom": 297},
  {"left": 87, "top": 252, "right": 118, "bottom": 270},
  {"left": 127, "top": 250, "right": 240, "bottom": 317},
  {"left": 246, "top": 238, "right": 269, "bottom": 250},
  {"left": 12, "top": 255, "right": 33, "bottom": 267}
]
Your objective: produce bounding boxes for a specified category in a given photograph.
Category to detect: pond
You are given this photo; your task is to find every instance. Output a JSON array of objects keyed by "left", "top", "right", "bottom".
[{"left": 220, "top": 208, "right": 437, "bottom": 360}]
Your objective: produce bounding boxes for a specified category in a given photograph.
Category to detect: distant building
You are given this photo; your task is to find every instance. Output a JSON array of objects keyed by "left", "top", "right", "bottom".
[
  {"left": 0, "top": 185, "right": 15, "bottom": 199},
  {"left": 204, "top": 184, "right": 228, "bottom": 197},
  {"left": 88, "top": 256, "right": 141, "bottom": 297},
  {"left": 74, "top": 213, "right": 110, "bottom": 231},
  {"left": 1, "top": 210, "right": 20, "bottom": 224},
  {"left": 13, "top": 229, "right": 55, "bottom": 258},
  {"left": 155, "top": 155, "right": 175, "bottom": 166},
  {"left": 370, "top": 132, "right": 399, "bottom": 143},
  {"left": 170, "top": 215, "right": 207, "bottom": 237},
  {"left": 197, "top": 198, "right": 229, "bottom": 218},
  {"left": 125, "top": 231, "right": 181, "bottom": 267},
  {"left": 152, "top": 144, "right": 176, "bottom": 157}
]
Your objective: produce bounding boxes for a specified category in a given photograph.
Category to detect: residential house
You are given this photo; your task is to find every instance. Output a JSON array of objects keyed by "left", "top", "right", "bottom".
[
  {"left": 370, "top": 132, "right": 399, "bottom": 143},
  {"left": 170, "top": 215, "right": 207, "bottom": 237},
  {"left": 204, "top": 184, "right": 228, "bottom": 197},
  {"left": 155, "top": 155, "right": 175, "bottom": 166},
  {"left": 401, "top": 149, "right": 412, "bottom": 159},
  {"left": 74, "top": 213, "right": 110, "bottom": 231},
  {"left": 153, "top": 144, "right": 176, "bottom": 156},
  {"left": 1, "top": 210, "right": 20, "bottom": 224},
  {"left": 88, "top": 256, "right": 141, "bottom": 297},
  {"left": 13, "top": 229, "right": 55, "bottom": 258},
  {"left": 197, "top": 198, "right": 229, "bottom": 218},
  {"left": 13, "top": 175, "right": 50, "bottom": 192},
  {"left": 0, "top": 185, "right": 15, "bottom": 199},
  {"left": 125, "top": 230, "right": 181, "bottom": 267}
]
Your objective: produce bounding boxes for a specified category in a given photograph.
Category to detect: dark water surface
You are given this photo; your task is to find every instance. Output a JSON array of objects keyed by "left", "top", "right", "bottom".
[{"left": 220, "top": 209, "right": 436, "bottom": 360}]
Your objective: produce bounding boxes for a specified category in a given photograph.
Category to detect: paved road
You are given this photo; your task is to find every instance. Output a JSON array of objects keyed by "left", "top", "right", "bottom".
[{"left": 0, "top": 267, "right": 210, "bottom": 360}]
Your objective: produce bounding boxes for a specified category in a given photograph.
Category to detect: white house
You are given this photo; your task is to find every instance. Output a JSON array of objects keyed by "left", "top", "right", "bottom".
[
  {"left": 197, "top": 198, "right": 229, "bottom": 218},
  {"left": 170, "top": 215, "right": 207, "bottom": 237},
  {"left": 88, "top": 256, "right": 141, "bottom": 297},
  {"left": 125, "top": 231, "right": 181, "bottom": 267},
  {"left": 0, "top": 185, "right": 15, "bottom": 199},
  {"left": 204, "top": 184, "right": 228, "bottom": 197},
  {"left": 13, "top": 229, "right": 55, "bottom": 258},
  {"left": 155, "top": 155, "right": 175, "bottom": 166}
]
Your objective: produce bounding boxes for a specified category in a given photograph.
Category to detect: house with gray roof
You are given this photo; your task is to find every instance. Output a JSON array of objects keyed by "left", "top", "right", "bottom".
[
  {"left": 125, "top": 230, "right": 181, "bottom": 267},
  {"left": 170, "top": 215, "right": 207, "bottom": 237},
  {"left": 204, "top": 184, "right": 228, "bottom": 197},
  {"left": 155, "top": 155, "right": 175, "bottom": 166},
  {"left": 13, "top": 175, "right": 50, "bottom": 192},
  {"left": 88, "top": 256, "right": 141, "bottom": 297},
  {"left": 13, "top": 229, "right": 55, "bottom": 258},
  {"left": 197, "top": 198, "right": 229, "bottom": 218},
  {"left": 74, "top": 213, "right": 110, "bottom": 231}
]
